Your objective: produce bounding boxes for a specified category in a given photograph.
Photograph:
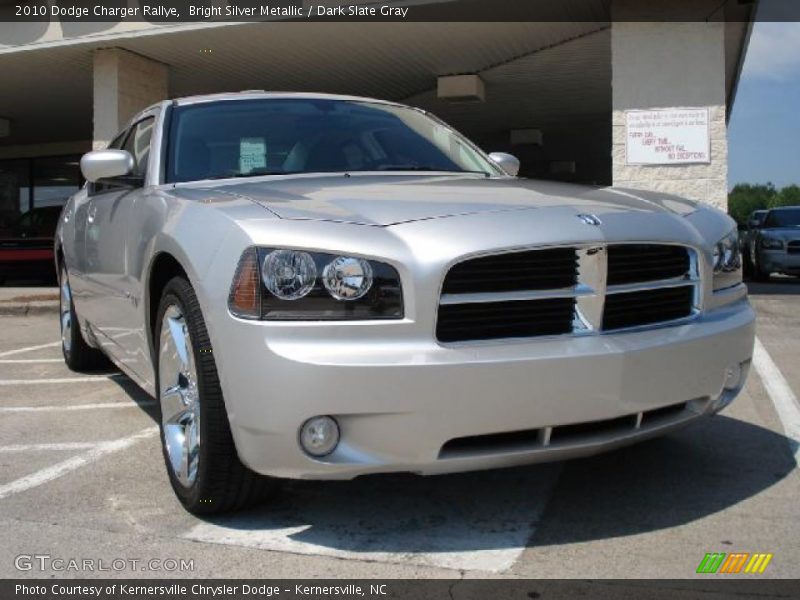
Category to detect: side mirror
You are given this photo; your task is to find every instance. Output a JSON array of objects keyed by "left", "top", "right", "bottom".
[
  {"left": 488, "top": 152, "right": 520, "bottom": 177},
  {"left": 80, "top": 150, "right": 134, "bottom": 183}
]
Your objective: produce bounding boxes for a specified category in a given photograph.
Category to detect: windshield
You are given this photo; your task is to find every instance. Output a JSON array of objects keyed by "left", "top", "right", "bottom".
[
  {"left": 166, "top": 98, "right": 502, "bottom": 183},
  {"left": 764, "top": 208, "right": 800, "bottom": 228}
]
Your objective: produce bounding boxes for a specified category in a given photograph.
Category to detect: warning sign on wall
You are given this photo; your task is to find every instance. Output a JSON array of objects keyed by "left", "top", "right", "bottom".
[{"left": 625, "top": 108, "right": 710, "bottom": 165}]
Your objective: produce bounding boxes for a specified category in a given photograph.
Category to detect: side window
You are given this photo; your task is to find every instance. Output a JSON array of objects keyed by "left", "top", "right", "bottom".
[
  {"left": 108, "top": 131, "right": 127, "bottom": 150},
  {"left": 92, "top": 118, "right": 155, "bottom": 195},
  {"left": 121, "top": 117, "right": 155, "bottom": 179}
]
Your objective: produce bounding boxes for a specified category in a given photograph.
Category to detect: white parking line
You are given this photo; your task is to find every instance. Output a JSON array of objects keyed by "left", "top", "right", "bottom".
[
  {"left": 0, "top": 342, "right": 61, "bottom": 358},
  {"left": 0, "top": 442, "right": 99, "bottom": 453},
  {"left": 0, "top": 359, "right": 63, "bottom": 364},
  {"left": 0, "top": 375, "right": 124, "bottom": 386},
  {"left": 0, "top": 427, "right": 158, "bottom": 500},
  {"left": 0, "top": 401, "right": 156, "bottom": 413},
  {"left": 753, "top": 337, "right": 800, "bottom": 464}
]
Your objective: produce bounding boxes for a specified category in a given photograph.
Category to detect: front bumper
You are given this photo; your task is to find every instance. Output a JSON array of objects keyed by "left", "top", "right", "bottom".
[
  {"left": 212, "top": 298, "right": 754, "bottom": 479},
  {"left": 759, "top": 248, "right": 800, "bottom": 274}
]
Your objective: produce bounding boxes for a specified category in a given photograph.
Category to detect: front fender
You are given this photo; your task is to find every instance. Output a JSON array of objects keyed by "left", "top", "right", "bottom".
[{"left": 139, "top": 192, "right": 257, "bottom": 392}]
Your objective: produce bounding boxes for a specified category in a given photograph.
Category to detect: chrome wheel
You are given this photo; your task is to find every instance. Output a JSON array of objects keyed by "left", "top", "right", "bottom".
[
  {"left": 60, "top": 269, "right": 72, "bottom": 354},
  {"left": 159, "top": 304, "right": 201, "bottom": 487}
]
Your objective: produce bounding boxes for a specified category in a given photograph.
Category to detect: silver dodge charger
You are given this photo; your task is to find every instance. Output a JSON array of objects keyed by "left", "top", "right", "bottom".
[{"left": 56, "top": 92, "right": 755, "bottom": 513}]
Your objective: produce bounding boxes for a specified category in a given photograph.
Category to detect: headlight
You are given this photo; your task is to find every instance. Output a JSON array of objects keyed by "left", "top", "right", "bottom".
[
  {"left": 262, "top": 249, "right": 317, "bottom": 300},
  {"left": 322, "top": 256, "right": 374, "bottom": 300},
  {"left": 761, "top": 237, "right": 784, "bottom": 250},
  {"left": 229, "top": 247, "right": 403, "bottom": 320},
  {"left": 712, "top": 229, "right": 742, "bottom": 292}
]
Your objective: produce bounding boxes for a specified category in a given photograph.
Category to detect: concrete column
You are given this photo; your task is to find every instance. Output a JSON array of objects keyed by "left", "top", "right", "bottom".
[
  {"left": 611, "top": 2, "right": 728, "bottom": 208},
  {"left": 92, "top": 48, "right": 168, "bottom": 149}
]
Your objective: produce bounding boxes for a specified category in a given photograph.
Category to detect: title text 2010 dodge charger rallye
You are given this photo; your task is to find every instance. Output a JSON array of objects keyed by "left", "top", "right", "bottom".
[{"left": 56, "top": 93, "right": 755, "bottom": 513}]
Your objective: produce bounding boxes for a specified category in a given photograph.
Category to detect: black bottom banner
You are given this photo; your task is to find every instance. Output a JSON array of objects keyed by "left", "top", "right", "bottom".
[{"left": 3, "top": 580, "right": 799, "bottom": 600}]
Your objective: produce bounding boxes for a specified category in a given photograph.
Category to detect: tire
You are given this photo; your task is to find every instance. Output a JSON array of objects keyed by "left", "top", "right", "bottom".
[
  {"left": 59, "top": 264, "right": 108, "bottom": 371},
  {"left": 752, "top": 251, "right": 771, "bottom": 282},
  {"left": 154, "top": 276, "right": 276, "bottom": 514},
  {"left": 742, "top": 244, "right": 754, "bottom": 278}
]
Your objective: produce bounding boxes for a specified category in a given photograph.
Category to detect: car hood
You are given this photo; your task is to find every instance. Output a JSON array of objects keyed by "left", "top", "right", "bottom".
[
  {"left": 173, "top": 174, "right": 697, "bottom": 227},
  {"left": 760, "top": 227, "right": 800, "bottom": 240}
]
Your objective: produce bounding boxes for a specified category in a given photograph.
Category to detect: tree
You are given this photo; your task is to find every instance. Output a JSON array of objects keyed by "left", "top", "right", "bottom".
[
  {"left": 727, "top": 183, "right": 777, "bottom": 226},
  {"left": 771, "top": 184, "right": 800, "bottom": 208}
]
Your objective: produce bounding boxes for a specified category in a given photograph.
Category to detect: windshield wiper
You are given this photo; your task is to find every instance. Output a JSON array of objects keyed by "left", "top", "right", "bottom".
[
  {"left": 204, "top": 171, "right": 293, "bottom": 180},
  {"left": 201, "top": 167, "right": 492, "bottom": 180},
  {"left": 373, "top": 165, "right": 491, "bottom": 176}
]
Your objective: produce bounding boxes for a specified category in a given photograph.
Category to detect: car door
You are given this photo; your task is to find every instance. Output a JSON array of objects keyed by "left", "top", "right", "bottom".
[
  {"left": 82, "top": 117, "right": 155, "bottom": 371},
  {"left": 69, "top": 130, "right": 127, "bottom": 321}
]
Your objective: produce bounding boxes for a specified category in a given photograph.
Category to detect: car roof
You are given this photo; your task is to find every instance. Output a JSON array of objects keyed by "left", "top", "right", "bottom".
[{"left": 171, "top": 91, "right": 406, "bottom": 108}]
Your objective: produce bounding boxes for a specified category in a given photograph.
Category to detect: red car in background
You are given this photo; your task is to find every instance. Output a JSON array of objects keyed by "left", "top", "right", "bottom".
[{"left": 0, "top": 205, "right": 62, "bottom": 284}]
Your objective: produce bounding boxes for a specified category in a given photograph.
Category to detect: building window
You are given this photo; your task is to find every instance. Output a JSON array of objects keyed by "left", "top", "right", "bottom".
[
  {"left": 32, "top": 156, "right": 82, "bottom": 208},
  {"left": 0, "top": 159, "right": 31, "bottom": 230},
  {"left": 0, "top": 155, "right": 81, "bottom": 229}
]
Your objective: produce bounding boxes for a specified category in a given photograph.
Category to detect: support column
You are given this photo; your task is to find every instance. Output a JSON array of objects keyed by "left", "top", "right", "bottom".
[
  {"left": 92, "top": 48, "right": 168, "bottom": 149},
  {"left": 611, "top": 1, "right": 728, "bottom": 208}
]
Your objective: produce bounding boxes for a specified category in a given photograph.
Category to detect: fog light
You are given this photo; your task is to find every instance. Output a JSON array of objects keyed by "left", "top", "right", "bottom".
[
  {"left": 299, "top": 416, "right": 340, "bottom": 457},
  {"left": 724, "top": 363, "right": 742, "bottom": 390}
]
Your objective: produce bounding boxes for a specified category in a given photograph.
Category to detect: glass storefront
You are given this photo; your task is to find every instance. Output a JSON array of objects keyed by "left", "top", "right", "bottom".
[
  {"left": 0, "top": 159, "right": 31, "bottom": 229},
  {"left": 0, "top": 155, "right": 81, "bottom": 230}
]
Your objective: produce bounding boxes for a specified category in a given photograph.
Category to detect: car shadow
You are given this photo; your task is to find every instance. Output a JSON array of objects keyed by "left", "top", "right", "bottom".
[
  {"left": 746, "top": 277, "right": 800, "bottom": 296},
  {"left": 529, "top": 415, "right": 796, "bottom": 546},
  {"left": 108, "top": 374, "right": 160, "bottom": 421},
  {"left": 189, "top": 414, "right": 795, "bottom": 553}
]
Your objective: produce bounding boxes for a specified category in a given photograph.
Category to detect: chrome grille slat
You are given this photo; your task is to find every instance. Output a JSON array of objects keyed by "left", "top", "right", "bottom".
[
  {"left": 605, "top": 275, "right": 695, "bottom": 295},
  {"left": 437, "top": 243, "right": 700, "bottom": 343},
  {"left": 439, "top": 284, "right": 593, "bottom": 306}
]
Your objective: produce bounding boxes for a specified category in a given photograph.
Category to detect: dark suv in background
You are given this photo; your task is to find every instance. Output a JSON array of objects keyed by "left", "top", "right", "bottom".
[{"left": 743, "top": 206, "right": 800, "bottom": 281}]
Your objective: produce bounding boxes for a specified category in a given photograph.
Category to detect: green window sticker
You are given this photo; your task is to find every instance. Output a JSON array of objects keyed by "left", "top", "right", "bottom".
[{"left": 240, "top": 138, "right": 267, "bottom": 174}]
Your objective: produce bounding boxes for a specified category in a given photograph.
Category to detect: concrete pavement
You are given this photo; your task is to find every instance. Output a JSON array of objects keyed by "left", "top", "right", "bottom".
[{"left": 0, "top": 287, "right": 58, "bottom": 316}]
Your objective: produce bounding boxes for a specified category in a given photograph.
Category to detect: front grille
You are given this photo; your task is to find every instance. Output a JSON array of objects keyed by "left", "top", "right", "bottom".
[
  {"left": 788, "top": 241, "right": 800, "bottom": 255},
  {"left": 436, "top": 243, "right": 698, "bottom": 343},
  {"left": 436, "top": 298, "right": 575, "bottom": 343},
  {"left": 441, "top": 248, "right": 577, "bottom": 294},
  {"left": 438, "top": 400, "right": 699, "bottom": 459},
  {"left": 607, "top": 244, "right": 690, "bottom": 285},
  {"left": 603, "top": 285, "right": 695, "bottom": 331}
]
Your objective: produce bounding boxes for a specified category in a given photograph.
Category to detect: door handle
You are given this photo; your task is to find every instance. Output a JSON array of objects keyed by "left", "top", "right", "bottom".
[{"left": 87, "top": 202, "right": 97, "bottom": 224}]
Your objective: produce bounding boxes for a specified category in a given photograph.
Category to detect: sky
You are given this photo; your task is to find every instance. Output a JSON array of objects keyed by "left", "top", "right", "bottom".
[{"left": 728, "top": 20, "right": 800, "bottom": 189}]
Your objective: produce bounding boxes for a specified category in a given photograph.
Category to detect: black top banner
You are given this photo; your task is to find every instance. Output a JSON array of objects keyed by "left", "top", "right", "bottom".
[{"left": 0, "top": 0, "right": 798, "bottom": 24}]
